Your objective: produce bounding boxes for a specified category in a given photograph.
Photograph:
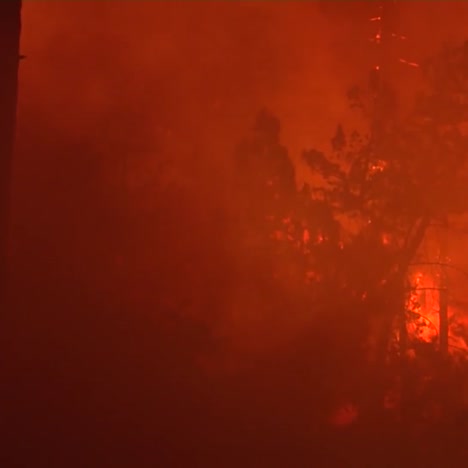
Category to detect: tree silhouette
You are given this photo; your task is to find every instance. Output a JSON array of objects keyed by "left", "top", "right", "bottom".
[
  {"left": 0, "top": 0, "right": 22, "bottom": 299},
  {"left": 301, "top": 41, "right": 468, "bottom": 423},
  {"left": 234, "top": 41, "right": 468, "bottom": 429}
]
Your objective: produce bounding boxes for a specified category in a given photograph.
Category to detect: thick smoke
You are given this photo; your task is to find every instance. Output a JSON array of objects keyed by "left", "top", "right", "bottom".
[
  {"left": 11, "top": 0, "right": 468, "bottom": 371},
  {"left": 13, "top": 2, "right": 359, "bottom": 360},
  {"left": 7, "top": 4, "right": 468, "bottom": 465}
]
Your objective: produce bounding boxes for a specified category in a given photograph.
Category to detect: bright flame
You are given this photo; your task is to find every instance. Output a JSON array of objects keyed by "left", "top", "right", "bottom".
[
  {"left": 381, "top": 233, "right": 390, "bottom": 246},
  {"left": 369, "top": 159, "right": 387, "bottom": 174},
  {"left": 407, "top": 272, "right": 439, "bottom": 343},
  {"left": 407, "top": 269, "right": 468, "bottom": 353}
]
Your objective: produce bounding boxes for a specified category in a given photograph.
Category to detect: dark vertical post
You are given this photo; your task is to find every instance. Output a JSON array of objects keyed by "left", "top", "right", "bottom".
[
  {"left": 439, "top": 216, "right": 449, "bottom": 357},
  {"left": 0, "top": 0, "right": 22, "bottom": 299}
]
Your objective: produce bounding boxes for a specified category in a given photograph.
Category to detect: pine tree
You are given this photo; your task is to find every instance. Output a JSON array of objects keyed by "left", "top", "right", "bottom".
[{"left": 234, "top": 109, "right": 297, "bottom": 280}]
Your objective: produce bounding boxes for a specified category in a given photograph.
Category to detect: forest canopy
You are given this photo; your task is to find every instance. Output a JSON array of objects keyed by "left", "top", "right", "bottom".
[{"left": 233, "top": 39, "right": 468, "bottom": 429}]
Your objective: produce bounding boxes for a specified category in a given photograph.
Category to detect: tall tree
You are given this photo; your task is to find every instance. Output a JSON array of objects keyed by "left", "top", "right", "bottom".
[
  {"left": 234, "top": 109, "right": 297, "bottom": 282},
  {"left": 302, "top": 39, "right": 468, "bottom": 423},
  {"left": 0, "top": 0, "right": 22, "bottom": 297}
]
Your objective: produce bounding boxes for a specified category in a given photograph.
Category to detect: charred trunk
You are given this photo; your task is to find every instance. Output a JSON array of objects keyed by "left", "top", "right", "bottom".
[
  {"left": 0, "top": 0, "right": 22, "bottom": 298},
  {"left": 361, "top": 216, "right": 431, "bottom": 423}
]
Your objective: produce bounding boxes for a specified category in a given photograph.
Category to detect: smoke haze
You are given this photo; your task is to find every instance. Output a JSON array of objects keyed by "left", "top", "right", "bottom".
[{"left": 6, "top": 2, "right": 468, "bottom": 466}]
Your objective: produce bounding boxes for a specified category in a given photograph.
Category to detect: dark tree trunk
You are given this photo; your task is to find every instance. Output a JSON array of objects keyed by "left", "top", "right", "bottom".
[
  {"left": 439, "top": 216, "right": 449, "bottom": 357},
  {"left": 361, "top": 216, "right": 431, "bottom": 423},
  {"left": 0, "top": 0, "right": 22, "bottom": 298}
]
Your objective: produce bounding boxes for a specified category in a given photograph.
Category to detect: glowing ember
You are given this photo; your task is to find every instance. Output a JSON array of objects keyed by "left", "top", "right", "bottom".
[
  {"left": 369, "top": 159, "right": 387, "bottom": 174},
  {"left": 381, "top": 233, "right": 390, "bottom": 246},
  {"left": 329, "top": 403, "right": 358, "bottom": 427},
  {"left": 399, "top": 58, "right": 419, "bottom": 68}
]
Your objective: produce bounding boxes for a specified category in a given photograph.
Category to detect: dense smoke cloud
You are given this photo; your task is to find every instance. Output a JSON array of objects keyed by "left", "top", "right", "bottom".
[
  {"left": 11, "top": 0, "right": 468, "bottom": 361},
  {"left": 7, "top": 3, "right": 468, "bottom": 466},
  {"left": 16, "top": 2, "right": 468, "bottom": 189},
  {"left": 16, "top": 3, "right": 356, "bottom": 187},
  {"left": 13, "top": 2, "right": 360, "bottom": 361}
]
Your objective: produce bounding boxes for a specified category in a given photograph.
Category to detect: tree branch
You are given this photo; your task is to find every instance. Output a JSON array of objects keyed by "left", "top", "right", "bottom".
[{"left": 410, "top": 261, "right": 468, "bottom": 280}]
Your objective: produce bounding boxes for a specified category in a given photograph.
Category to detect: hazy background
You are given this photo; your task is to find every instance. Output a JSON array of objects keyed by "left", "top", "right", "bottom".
[
  {"left": 12, "top": 0, "right": 468, "bottom": 348},
  {"left": 6, "top": 2, "right": 468, "bottom": 466},
  {"left": 16, "top": 2, "right": 468, "bottom": 189}
]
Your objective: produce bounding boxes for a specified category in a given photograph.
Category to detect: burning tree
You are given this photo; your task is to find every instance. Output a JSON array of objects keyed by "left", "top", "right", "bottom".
[
  {"left": 234, "top": 38, "right": 468, "bottom": 428},
  {"left": 301, "top": 40, "right": 468, "bottom": 422},
  {"left": 234, "top": 109, "right": 344, "bottom": 306}
]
